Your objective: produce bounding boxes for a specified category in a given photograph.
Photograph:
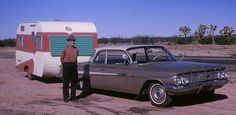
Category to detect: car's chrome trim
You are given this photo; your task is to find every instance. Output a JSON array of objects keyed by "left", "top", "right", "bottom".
[
  {"left": 165, "top": 79, "right": 229, "bottom": 96},
  {"left": 78, "top": 70, "right": 118, "bottom": 76}
]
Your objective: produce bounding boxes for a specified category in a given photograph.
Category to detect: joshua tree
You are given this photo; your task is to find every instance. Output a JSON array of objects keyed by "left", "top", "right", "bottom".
[
  {"left": 209, "top": 24, "right": 217, "bottom": 44},
  {"left": 194, "top": 24, "right": 208, "bottom": 39},
  {"left": 219, "top": 26, "right": 235, "bottom": 39},
  {"left": 179, "top": 26, "right": 191, "bottom": 37}
]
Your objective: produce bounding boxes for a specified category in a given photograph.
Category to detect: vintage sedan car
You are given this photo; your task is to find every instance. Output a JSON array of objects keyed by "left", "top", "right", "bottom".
[{"left": 78, "top": 45, "right": 229, "bottom": 107}]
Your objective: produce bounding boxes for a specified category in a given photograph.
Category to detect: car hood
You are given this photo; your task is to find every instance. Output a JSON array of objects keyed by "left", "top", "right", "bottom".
[{"left": 140, "top": 61, "right": 225, "bottom": 75}]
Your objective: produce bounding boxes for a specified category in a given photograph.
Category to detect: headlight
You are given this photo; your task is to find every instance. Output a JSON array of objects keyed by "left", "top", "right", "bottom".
[
  {"left": 174, "top": 78, "right": 182, "bottom": 86},
  {"left": 181, "top": 77, "right": 190, "bottom": 85},
  {"left": 224, "top": 72, "right": 229, "bottom": 78},
  {"left": 174, "top": 75, "right": 190, "bottom": 86},
  {"left": 217, "top": 71, "right": 228, "bottom": 79},
  {"left": 217, "top": 72, "right": 224, "bottom": 79}
]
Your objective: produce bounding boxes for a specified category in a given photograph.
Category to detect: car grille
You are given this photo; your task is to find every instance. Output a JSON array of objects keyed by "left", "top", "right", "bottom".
[{"left": 185, "top": 71, "right": 221, "bottom": 83}]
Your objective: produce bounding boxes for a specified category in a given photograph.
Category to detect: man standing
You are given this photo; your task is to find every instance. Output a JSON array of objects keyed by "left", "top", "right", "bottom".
[{"left": 60, "top": 35, "right": 78, "bottom": 102}]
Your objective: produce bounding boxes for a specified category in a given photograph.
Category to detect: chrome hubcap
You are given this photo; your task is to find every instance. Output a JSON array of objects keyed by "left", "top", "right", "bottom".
[{"left": 151, "top": 84, "right": 166, "bottom": 104}]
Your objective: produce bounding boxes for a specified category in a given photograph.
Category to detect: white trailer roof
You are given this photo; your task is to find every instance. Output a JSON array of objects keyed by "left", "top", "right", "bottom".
[{"left": 16, "top": 21, "right": 97, "bottom": 35}]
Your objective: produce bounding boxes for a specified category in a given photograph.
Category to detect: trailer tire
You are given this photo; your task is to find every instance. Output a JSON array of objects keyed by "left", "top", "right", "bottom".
[{"left": 26, "top": 68, "right": 35, "bottom": 80}]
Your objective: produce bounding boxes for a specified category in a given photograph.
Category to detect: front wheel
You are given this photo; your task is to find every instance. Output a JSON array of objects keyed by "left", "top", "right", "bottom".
[{"left": 148, "top": 83, "right": 172, "bottom": 107}]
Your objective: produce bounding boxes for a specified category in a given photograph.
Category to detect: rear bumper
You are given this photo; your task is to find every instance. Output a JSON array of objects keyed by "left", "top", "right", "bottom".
[{"left": 164, "top": 79, "right": 229, "bottom": 96}]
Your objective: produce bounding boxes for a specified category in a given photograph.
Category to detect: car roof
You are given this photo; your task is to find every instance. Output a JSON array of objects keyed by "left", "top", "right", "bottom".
[{"left": 95, "top": 45, "right": 164, "bottom": 51}]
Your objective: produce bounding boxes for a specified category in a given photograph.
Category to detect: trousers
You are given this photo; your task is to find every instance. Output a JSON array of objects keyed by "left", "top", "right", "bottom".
[{"left": 62, "top": 62, "right": 78, "bottom": 100}]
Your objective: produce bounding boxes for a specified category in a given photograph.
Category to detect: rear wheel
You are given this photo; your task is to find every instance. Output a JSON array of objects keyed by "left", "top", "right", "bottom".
[{"left": 148, "top": 83, "right": 172, "bottom": 107}]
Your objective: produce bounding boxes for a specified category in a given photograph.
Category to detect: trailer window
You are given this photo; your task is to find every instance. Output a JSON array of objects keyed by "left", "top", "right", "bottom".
[
  {"left": 75, "top": 36, "right": 94, "bottom": 56},
  {"left": 50, "top": 35, "right": 94, "bottom": 57},
  {"left": 36, "top": 36, "right": 42, "bottom": 49},
  {"left": 17, "top": 36, "right": 23, "bottom": 46},
  {"left": 20, "top": 26, "right": 25, "bottom": 31},
  {"left": 32, "top": 32, "right": 36, "bottom": 43}
]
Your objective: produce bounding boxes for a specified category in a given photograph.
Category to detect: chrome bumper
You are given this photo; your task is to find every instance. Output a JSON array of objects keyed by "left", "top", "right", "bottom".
[{"left": 164, "top": 79, "right": 229, "bottom": 96}]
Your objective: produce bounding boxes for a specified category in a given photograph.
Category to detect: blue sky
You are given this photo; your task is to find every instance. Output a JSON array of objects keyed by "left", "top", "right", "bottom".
[{"left": 0, "top": 0, "right": 235, "bottom": 39}]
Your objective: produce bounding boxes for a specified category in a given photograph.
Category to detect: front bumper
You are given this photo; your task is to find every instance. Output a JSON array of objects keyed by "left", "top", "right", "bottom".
[{"left": 164, "top": 79, "right": 229, "bottom": 96}]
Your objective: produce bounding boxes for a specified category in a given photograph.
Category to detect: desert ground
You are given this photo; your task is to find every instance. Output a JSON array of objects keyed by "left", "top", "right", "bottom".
[{"left": 0, "top": 45, "right": 236, "bottom": 115}]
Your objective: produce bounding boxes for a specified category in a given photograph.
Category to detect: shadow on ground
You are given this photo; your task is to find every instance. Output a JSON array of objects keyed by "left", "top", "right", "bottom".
[
  {"left": 170, "top": 93, "right": 228, "bottom": 107},
  {"left": 74, "top": 89, "right": 148, "bottom": 102},
  {"left": 30, "top": 76, "right": 229, "bottom": 107},
  {"left": 91, "top": 89, "right": 144, "bottom": 100},
  {"left": 76, "top": 89, "right": 228, "bottom": 107},
  {"left": 33, "top": 77, "right": 62, "bottom": 84}
]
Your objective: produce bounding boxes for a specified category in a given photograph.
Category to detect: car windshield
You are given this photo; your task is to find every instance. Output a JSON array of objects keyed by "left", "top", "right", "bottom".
[{"left": 127, "top": 46, "right": 175, "bottom": 64}]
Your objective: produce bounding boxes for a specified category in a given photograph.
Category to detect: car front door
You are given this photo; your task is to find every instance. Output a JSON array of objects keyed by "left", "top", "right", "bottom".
[{"left": 90, "top": 50, "right": 132, "bottom": 93}]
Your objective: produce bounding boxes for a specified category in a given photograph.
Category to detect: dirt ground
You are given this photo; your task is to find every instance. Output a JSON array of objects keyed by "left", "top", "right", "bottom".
[{"left": 0, "top": 46, "right": 236, "bottom": 115}]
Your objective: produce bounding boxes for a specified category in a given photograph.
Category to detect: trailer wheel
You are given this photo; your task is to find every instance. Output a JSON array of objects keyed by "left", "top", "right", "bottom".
[{"left": 25, "top": 68, "right": 34, "bottom": 80}]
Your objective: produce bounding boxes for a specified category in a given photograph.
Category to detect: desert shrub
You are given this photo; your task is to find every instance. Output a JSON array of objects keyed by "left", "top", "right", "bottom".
[
  {"left": 0, "top": 40, "right": 5, "bottom": 47},
  {"left": 132, "top": 35, "right": 155, "bottom": 44},
  {"left": 98, "top": 37, "right": 131, "bottom": 44},
  {"left": 165, "top": 37, "right": 176, "bottom": 43},
  {"left": 215, "top": 36, "right": 235, "bottom": 45},
  {"left": 3, "top": 38, "right": 16, "bottom": 47},
  {"left": 0, "top": 38, "right": 16, "bottom": 47},
  {"left": 98, "top": 38, "right": 109, "bottom": 44},
  {"left": 198, "top": 37, "right": 212, "bottom": 44},
  {"left": 110, "top": 37, "right": 130, "bottom": 44},
  {"left": 174, "top": 37, "right": 193, "bottom": 44}
]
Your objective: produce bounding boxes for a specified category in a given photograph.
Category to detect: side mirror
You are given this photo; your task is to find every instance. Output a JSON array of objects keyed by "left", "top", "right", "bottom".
[
  {"left": 122, "top": 54, "right": 128, "bottom": 60},
  {"left": 122, "top": 54, "right": 130, "bottom": 65}
]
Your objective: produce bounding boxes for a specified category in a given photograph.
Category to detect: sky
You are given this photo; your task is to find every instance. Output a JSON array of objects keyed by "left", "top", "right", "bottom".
[{"left": 0, "top": 0, "right": 236, "bottom": 39}]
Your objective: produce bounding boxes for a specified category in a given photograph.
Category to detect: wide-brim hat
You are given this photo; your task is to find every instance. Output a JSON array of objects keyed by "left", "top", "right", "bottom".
[{"left": 67, "top": 35, "right": 76, "bottom": 41}]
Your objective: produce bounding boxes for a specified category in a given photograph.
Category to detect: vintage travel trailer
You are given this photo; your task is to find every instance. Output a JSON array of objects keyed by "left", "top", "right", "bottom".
[{"left": 16, "top": 21, "right": 98, "bottom": 79}]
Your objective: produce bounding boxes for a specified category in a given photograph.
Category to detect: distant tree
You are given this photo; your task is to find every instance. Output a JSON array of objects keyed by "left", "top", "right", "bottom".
[
  {"left": 132, "top": 35, "right": 154, "bottom": 44},
  {"left": 179, "top": 26, "right": 191, "bottom": 37},
  {"left": 0, "top": 38, "right": 15, "bottom": 47},
  {"left": 98, "top": 37, "right": 109, "bottom": 44},
  {"left": 219, "top": 26, "right": 235, "bottom": 39},
  {"left": 110, "top": 36, "right": 129, "bottom": 44},
  {"left": 194, "top": 24, "right": 208, "bottom": 39},
  {"left": 3, "top": 38, "right": 16, "bottom": 47},
  {"left": 208, "top": 24, "right": 217, "bottom": 44},
  {"left": 0, "top": 40, "right": 5, "bottom": 47}
]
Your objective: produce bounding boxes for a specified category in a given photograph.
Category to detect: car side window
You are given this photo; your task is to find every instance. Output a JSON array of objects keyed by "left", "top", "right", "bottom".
[
  {"left": 107, "top": 50, "right": 129, "bottom": 65},
  {"left": 94, "top": 51, "right": 106, "bottom": 64},
  {"left": 93, "top": 50, "right": 130, "bottom": 64},
  {"left": 128, "top": 48, "right": 147, "bottom": 63},
  {"left": 147, "top": 48, "right": 172, "bottom": 61}
]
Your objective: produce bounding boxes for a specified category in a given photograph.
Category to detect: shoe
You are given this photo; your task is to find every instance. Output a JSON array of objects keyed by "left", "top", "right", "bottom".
[
  {"left": 64, "top": 98, "right": 70, "bottom": 102},
  {"left": 70, "top": 98, "right": 78, "bottom": 101}
]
